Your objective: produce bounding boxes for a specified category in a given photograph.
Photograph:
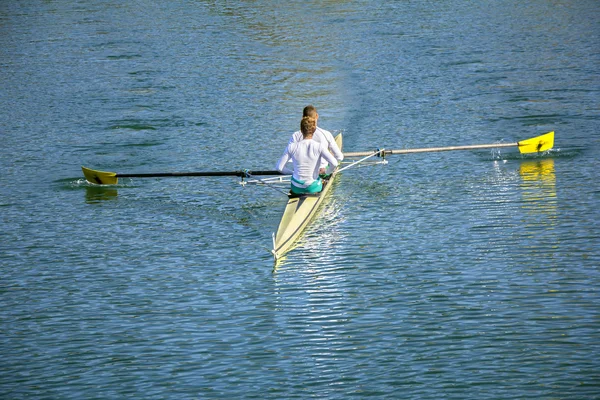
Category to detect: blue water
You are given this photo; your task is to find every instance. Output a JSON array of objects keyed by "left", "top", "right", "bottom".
[{"left": 1, "top": 1, "right": 599, "bottom": 398}]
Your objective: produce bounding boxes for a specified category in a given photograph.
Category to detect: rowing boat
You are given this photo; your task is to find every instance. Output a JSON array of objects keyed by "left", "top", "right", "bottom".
[
  {"left": 271, "top": 133, "right": 343, "bottom": 261},
  {"left": 81, "top": 131, "right": 554, "bottom": 263}
]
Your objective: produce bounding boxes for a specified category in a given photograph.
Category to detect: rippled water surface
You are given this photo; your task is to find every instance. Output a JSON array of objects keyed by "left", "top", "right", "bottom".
[{"left": 1, "top": 1, "right": 599, "bottom": 398}]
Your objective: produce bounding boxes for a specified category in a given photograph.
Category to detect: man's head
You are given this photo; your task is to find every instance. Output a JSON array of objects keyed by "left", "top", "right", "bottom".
[
  {"left": 302, "top": 105, "right": 318, "bottom": 120},
  {"left": 300, "top": 116, "right": 317, "bottom": 138}
]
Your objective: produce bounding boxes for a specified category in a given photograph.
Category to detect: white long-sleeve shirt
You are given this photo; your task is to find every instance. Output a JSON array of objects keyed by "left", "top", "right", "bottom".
[
  {"left": 288, "top": 127, "right": 343, "bottom": 169},
  {"left": 276, "top": 139, "right": 339, "bottom": 185}
]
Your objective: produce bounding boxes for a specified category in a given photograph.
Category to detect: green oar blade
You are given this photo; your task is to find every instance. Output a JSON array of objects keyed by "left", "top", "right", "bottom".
[
  {"left": 518, "top": 131, "right": 554, "bottom": 154},
  {"left": 82, "top": 166, "right": 118, "bottom": 185}
]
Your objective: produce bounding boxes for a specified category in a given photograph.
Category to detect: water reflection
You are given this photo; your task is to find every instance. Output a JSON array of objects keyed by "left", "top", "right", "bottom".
[
  {"left": 274, "top": 195, "right": 346, "bottom": 271},
  {"left": 519, "top": 158, "right": 557, "bottom": 228},
  {"left": 520, "top": 158, "right": 555, "bottom": 184},
  {"left": 85, "top": 186, "right": 118, "bottom": 203},
  {"left": 302, "top": 198, "right": 345, "bottom": 263}
]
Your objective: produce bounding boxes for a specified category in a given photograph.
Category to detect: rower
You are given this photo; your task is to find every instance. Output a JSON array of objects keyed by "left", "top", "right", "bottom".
[
  {"left": 287, "top": 105, "right": 343, "bottom": 175},
  {"left": 276, "top": 116, "right": 339, "bottom": 195}
]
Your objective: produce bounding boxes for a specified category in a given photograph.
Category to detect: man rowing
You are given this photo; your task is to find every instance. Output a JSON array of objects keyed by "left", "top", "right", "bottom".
[
  {"left": 276, "top": 116, "right": 339, "bottom": 194},
  {"left": 288, "top": 105, "right": 343, "bottom": 174}
]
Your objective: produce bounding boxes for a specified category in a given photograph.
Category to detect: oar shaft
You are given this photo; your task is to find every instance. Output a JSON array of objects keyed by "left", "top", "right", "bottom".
[
  {"left": 116, "top": 170, "right": 282, "bottom": 178},
  {"left": 344, "top": 142, "right": 518, "bottom": 158}
]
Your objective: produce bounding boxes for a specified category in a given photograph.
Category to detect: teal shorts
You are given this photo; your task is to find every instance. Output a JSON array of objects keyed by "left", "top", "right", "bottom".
[{"left": 291, "top": 177, "right": 323, "bottom": 194}]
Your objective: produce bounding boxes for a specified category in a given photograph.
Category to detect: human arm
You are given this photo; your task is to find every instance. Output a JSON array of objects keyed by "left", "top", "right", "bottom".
[
  {"left": 320, "top": 144, "right": 339, "bottom": 174},
  {"left": 328, "top": 138, "right": 344, "bottom": 162},
  {"left": 275, "top": 147, "right": 293, "bottom": 175},
  {"left": 319, "top": 128, "right": 344, "bottom": 162}
]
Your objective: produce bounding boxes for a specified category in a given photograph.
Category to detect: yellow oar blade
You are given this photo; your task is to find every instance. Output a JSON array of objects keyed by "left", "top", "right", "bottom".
[
  {"left": 517, "top": 131, "right": 554, "bottom": 154},
  {"left": 82, "top": 166, "right": 118, "bottom": 185}
]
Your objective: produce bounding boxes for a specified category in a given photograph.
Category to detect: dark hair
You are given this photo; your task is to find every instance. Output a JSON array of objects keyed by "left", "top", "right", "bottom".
[{"left": 302, "top": 105, "right": 317, "bottom": 118}]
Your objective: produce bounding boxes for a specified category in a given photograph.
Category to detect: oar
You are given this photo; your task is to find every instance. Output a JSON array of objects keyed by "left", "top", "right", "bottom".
[
  {"left": 83, "top": 132, "right": 554, "bottom": 184},
  {"left": 82, "top": 166, "right": 282, "bottom": 185},
  {"left": 343, "top": 131, "right": 554, "bottom": 158}
]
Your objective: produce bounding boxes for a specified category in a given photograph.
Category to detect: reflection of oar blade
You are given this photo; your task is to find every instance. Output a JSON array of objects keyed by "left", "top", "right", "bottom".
[
  {"left": 82, "top": 166, "right": 282, "bottom": 185},
  {"left": 344, "top": 131, "right": 554, "bottom": 158}
]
